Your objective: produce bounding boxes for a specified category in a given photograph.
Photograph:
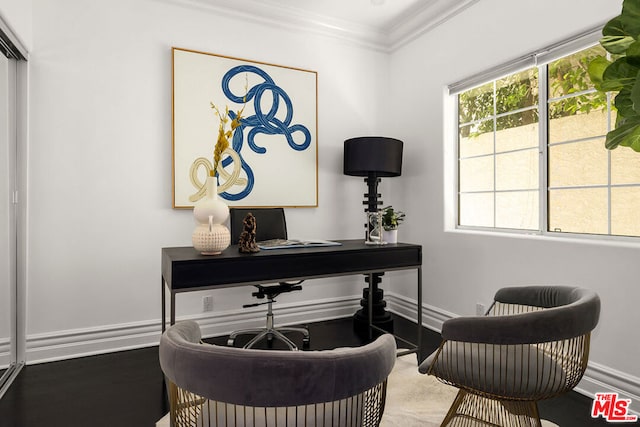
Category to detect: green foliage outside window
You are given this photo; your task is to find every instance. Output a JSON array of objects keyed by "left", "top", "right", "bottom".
[
  {"left": 549, "top": 46, "right": 609, "bottom": 117},
  {"left": 459, "top": 46, "right": 608, "bottom": 139},
  {"left": 458, "top": 71, "right": 538, "bottom": 137}
]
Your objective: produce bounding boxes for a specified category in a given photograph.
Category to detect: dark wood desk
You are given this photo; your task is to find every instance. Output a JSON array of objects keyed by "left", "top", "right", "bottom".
[{"left": 161, "top": 240, "right": 422, "bottom": 357}]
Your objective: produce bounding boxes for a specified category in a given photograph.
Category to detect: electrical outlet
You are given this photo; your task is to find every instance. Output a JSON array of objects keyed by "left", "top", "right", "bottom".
[
  {"left": 476, "top": 303, "right": 485, "bottom": 315},
  {"left": 202, "top": 295, "right": 214, "bottom": 312}
]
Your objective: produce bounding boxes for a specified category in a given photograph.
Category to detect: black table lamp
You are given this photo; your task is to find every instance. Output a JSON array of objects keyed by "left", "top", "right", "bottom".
[
  {"left": 344, "top": 136, "right": 403, "bottom": 214},
  {"left": 343, "top": 136, "right": 403, "bottom": 334}
]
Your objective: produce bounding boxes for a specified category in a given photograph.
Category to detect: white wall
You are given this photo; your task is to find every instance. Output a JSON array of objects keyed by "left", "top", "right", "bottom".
[
  {"left": 389, "top": 0, "right": 640, "bottom": 409},
  {"left": 0, "top": 0, "right": 30, "bottom": 50},
  {"left": 23, "top": 0, "right": 390, "bottom": 361}
]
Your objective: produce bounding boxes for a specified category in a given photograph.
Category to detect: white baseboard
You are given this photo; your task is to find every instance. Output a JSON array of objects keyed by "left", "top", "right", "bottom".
[
  {"left": 26, "top": 320, "right": 163, "bottom": 364},
  {"left": 25, "top": 296, "right": 360, "bottom": 365},
  {"left": 23, "top": 291, "right": 640, "bottom": 418},
  {"left": 577, "top": 361, "right": 640, "bottom": 415},
  {"left": 386, "top": 291, "right": 456, "bottom": 333}
]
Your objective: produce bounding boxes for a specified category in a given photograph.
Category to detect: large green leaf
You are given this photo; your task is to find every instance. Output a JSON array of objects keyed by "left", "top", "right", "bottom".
[
  {"left": 603, "top": 16, "right": 626, "bottom": 37},
  {"left": 626, "top": 40, "right": 640, "bottom": 68},
  {"left": 621, "top": 0, "right": 640, "bottom": 37},
  {"left": 589, "top": 0, "right": 640, "bottom": 152},
  {"left": 601, "top": 15, "right": 636, "bottom": 53},
  {"left": 627, "top": 40, "right": 640, "bottom": 57},
  {"left": 605, "top": 116, "right": 640, "bottom": 150},
  {"left": 619, "top": 125, "right": 640, "bottom": 152},
  {"left": 602, "top": 57, "right": 640, "bottom": 91},
  {"left": 632, "top": 73, "right": 640, "bottom": 114},
  {"left": 616, "top": 110, "right": 626, "bottom": 129},
  {"left": 601, "top": 34, "right": 636, "bottom": 54},
  {"left": 601, "top": 1, "right": 640, "bottom": 52},
  {"left": 615, "top": 89, "right": 635, "bottom": 117},
  {"left": 588, "top": 56, "right": 610, "bottom": 91}
]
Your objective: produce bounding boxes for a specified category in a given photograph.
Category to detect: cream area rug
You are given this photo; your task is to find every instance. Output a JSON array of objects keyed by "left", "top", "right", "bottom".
[
  {"left": 157, "top": 355, "right": 559, "bottom": 426},
  {"left": 381, "top": 354, "right": 458, "bottom": 426}
]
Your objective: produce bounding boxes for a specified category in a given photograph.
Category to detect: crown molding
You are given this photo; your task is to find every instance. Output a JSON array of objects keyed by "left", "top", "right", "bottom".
[
  {"left": 156, "top": 0, "right": 388, "bottom": 52},
  {"left": 386, "top": 0, "right": 481, "bottom": 51},
  {"left": 154, "top": 0, "right": 480, "bottom": 53}
]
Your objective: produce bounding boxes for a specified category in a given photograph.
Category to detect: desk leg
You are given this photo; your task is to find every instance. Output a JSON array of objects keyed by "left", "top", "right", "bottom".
[
  {"left": 417, "top": 266, "right": 423, "bottom": 362},
  {"left": 170, "top": 291, "right": 176, "bottom": 326},
  {"left": 367, "top": 273, "right": 373, "bottom": 341},
  {"left": 161, "top": 277, "right": 166, "bottom": 333}
]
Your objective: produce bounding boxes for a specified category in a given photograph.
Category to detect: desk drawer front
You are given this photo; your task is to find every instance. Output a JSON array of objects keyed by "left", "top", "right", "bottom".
[{"left": 169, "top": 246, "right": 421, "bottom": 289}]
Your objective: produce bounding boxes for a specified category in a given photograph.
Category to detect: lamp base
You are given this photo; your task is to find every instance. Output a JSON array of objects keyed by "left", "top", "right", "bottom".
[{"left": 353, "top": 275, "right": 394, "bottom": 337}]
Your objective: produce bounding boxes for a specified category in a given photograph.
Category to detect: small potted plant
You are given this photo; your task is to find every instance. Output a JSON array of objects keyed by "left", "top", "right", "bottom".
[{"left": 381, "top": 206, "right": 405, "bottom": 244}]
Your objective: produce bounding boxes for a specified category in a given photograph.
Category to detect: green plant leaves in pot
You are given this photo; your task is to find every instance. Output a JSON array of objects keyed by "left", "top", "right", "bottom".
[{"left": 587, "top": 0, "right": 640, "bottom": 151}]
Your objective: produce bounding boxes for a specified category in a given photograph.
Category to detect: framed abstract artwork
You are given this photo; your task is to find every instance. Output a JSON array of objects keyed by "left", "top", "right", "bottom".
[{"left": 172, "top": 47, "right": 318, "bottom": 208}]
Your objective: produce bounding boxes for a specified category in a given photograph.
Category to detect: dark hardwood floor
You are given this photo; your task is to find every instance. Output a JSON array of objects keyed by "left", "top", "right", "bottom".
[{"left": 0, "top": 316, "right": 607, "bottom": 426}]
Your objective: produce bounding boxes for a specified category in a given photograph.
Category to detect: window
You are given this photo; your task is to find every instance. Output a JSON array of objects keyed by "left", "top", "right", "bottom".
[
  {"left": 455, "top": 35, "right": 640, "bottom": 239},
  {"left": 458, "top": 68, "right": 540, "bottom": 231}
]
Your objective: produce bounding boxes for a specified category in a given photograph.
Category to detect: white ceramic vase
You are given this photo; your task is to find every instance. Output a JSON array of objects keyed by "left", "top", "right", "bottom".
[
  {"left": 192, "top": 216, "right": 231, "bottom": 255},
  {"left": 192, "top": 175, "right": 230, "bottom": 255}
]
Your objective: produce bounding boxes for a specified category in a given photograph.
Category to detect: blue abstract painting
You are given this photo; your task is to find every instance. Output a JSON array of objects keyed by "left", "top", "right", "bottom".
[{"left": 172, "top": 48, "right": 317, "bottom": 208}]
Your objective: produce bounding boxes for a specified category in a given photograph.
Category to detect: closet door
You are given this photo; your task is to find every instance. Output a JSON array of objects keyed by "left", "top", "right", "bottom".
[
  {"left": 0, "top": 50, "right": 16, "bottom": 386},
  {"left": 0, "top": 19, "right": 24, "bottom": 396}
]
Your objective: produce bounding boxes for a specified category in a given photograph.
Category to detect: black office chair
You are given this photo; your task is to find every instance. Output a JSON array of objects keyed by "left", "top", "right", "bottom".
[{"left": 227, "top": 208, "right": 310, "bottom": 350}]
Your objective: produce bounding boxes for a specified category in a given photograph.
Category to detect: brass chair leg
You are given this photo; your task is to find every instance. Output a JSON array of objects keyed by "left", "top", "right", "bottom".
[
  {"left": 440, "top": 389, "right": 543, "bottom": 427},
  {"left": 439, "top": 389, "right": 468, "bottom": 426}
]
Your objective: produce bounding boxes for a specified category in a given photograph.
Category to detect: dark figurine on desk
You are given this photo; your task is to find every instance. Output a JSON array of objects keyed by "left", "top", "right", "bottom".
[{"left": 238, "top": 212, "right": 260, "bottom": 253}]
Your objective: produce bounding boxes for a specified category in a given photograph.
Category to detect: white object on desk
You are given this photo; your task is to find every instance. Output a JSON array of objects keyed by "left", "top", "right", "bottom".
[{"left": 257, "top": 239, "right": 342, "bottom": 250}]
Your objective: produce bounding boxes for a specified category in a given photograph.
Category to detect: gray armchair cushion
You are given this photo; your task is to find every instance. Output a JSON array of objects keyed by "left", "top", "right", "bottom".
[
  {"left": 420, "top": 342, "right": 567, "bottom": 398},
  {"left": 159, "top": 321, "right": 397, "bottom": 407}
]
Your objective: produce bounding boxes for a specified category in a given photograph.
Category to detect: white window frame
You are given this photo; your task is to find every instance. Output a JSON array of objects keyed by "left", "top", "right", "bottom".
[{"left": 446, "top": 26, "right": 640, "bottom": 242}]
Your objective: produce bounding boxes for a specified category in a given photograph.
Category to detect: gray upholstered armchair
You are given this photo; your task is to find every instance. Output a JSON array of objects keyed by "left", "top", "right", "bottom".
[
  {"left": 419, "top": 285, "right": 600, "bottom": 427},
  {"left": 160, "top": 320, "right": 397, "bottom": 427}
]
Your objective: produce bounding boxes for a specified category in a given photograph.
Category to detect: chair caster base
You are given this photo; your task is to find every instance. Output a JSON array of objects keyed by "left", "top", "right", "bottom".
[{"left": 227, "top": 327, "right": 309, "bottom": 351}]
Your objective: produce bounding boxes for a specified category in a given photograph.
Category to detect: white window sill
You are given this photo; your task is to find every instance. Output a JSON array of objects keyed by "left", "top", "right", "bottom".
[{"left": 446, "top": 227, "right": 640, "bottom": 250}]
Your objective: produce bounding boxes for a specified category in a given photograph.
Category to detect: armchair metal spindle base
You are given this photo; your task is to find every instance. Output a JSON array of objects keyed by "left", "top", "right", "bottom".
[{"left": 442, "top": 390, "right": 542, "bottom": 427}]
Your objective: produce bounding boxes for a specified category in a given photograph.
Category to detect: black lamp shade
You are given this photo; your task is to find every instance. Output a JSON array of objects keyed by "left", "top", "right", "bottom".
[{"left": 343, "top": 137, "right": 403, "bottom": 177}]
